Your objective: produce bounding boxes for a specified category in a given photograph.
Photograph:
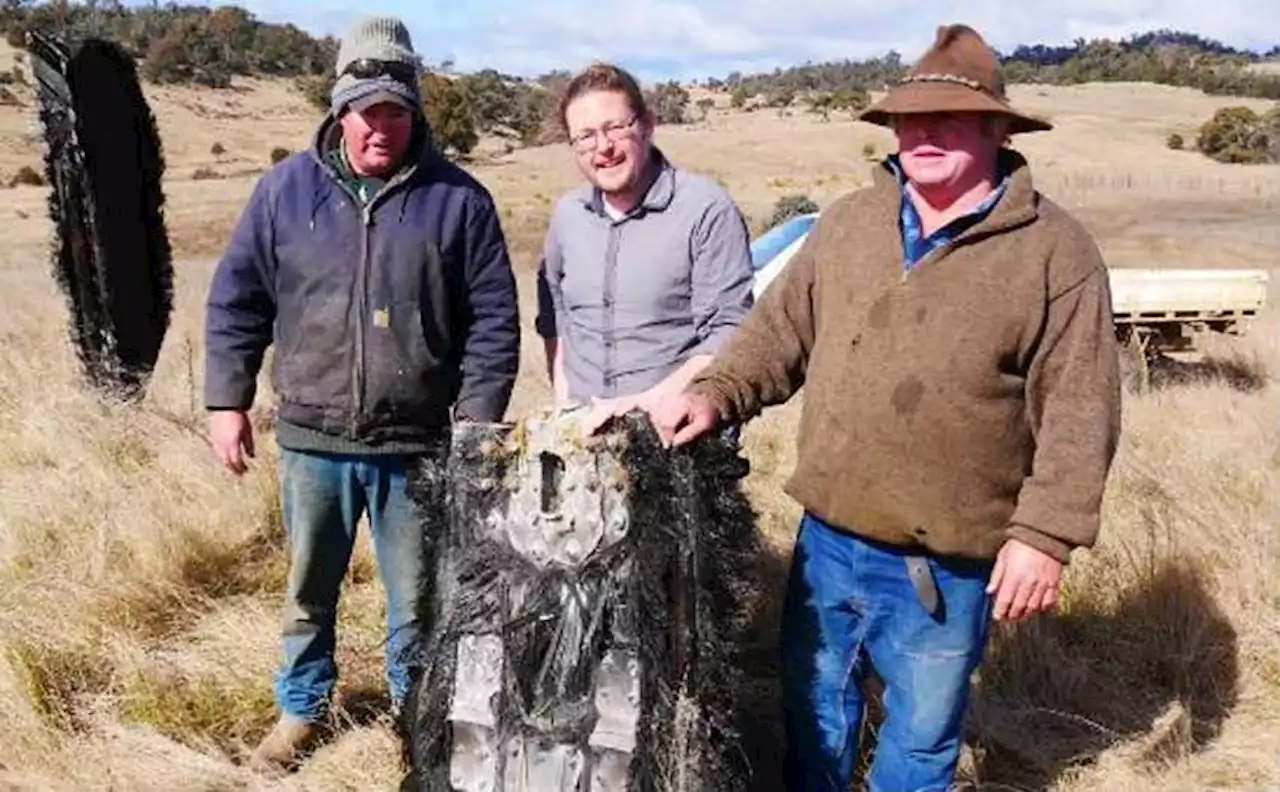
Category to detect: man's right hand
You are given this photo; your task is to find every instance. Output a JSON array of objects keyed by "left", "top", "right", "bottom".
[
  {"left": 647, "top": 391, "right": 721, "bottom": 449},
  {"left": 209, "top": 410, "right": 255, "bottom": 476}
]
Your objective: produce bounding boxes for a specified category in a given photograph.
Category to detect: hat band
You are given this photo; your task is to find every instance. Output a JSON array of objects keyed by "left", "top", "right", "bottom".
[{"left": 900, "top": 72, "right": 988, "bottom": 93}]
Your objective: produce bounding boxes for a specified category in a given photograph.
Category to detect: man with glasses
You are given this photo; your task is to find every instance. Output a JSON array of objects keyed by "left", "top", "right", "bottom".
[
  {"left": 203, "top": 14, "right": 519, "bottom": 772},
  {"left": 534, "top": 62, "right": 755, "bottom": 433}
]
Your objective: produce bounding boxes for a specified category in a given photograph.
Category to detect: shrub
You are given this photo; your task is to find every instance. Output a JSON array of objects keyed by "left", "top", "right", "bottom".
[
  {"left": 420, "top": 72, "right": 478, "bottom": 158},
  {"left": 296, "top": 73, "right": 335, "bottom": 112},
  {"left": 767, "top": 194, "right": 819, "bottom": 230},
  {"left": 831, "top": 87, "right": 870, "bottom": 115},
  {"left": 1195, "top": 106, "right": 1277, "bottom": 164},
  {"left": 646, "top": 81, "right": 690, "bottom": 125},
  {"left": 10, "top": 165, "right": 42, "bottom": 187},
  {"left": 191, "top": 167, "right": 219, "bottom": 180},
  {"left": 1166, "top": 132, "right": 1185, "bottom": 150},
  {"left": 269, "top": 147, "right": 290, "bottom": 165},
  {"left": 862, "top": 142, "right": 877, "bottom": 160},
  {"left": 696, "top": 96, "right": 715, "bottom": 121},
  {"left": 210, "top": 142, "right": 225, "bottom": 156},
  {"left": 766, "top": 86, "right": 795, "bottom": 108}
]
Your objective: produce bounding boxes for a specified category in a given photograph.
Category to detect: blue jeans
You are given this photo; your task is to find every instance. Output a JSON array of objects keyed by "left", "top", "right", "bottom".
[
  {"left": 274, "top": 447, "right": 432, "bottom": 721},
  {"left": 780, "top": 513, "right": 994, "bottom": 792}
]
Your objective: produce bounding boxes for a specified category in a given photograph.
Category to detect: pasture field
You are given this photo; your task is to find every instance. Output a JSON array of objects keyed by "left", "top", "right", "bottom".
[{"left": 0, "top": 39, "right": 1278, "bottom": 790}]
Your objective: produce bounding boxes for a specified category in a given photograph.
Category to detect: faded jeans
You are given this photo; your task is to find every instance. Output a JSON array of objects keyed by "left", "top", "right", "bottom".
[
  {"left": 780, "top": 513, "right": 994, "bottom": 792},
  {"left": 274, "top": 447, "right": 432, "bottom": 722}
]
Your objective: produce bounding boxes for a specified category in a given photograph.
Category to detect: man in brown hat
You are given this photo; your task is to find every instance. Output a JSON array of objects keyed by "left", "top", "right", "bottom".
[{"left": 647, "top": 23, "right": 1121, "bottom": 792}]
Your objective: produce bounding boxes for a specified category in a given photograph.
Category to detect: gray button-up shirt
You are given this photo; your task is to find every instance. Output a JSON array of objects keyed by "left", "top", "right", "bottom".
[{"left": 535, "top": 150, "right": 755, "bottom": 402}]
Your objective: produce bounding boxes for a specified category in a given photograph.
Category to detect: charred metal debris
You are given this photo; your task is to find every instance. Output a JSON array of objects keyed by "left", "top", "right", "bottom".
[
  {"left": 401, "top": 410, "right": 760, "bottom": 791},
  {"left": 28, "top": 30, "right": 173, "bottom": 402}
]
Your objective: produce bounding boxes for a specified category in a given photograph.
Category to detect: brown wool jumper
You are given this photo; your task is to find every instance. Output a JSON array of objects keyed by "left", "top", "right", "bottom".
[{"left": 691, "top": 149, "right": 1122, "bottom": 564}]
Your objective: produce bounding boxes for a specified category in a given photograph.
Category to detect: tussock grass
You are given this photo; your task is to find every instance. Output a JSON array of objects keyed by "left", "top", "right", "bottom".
[
  {"left": 724, "top": 341, "right": 1280, "bottom": 791},
  {"left": 1, "top": 72, "right": 1279, "bottom": 789},
  {"left": 3, "top": 259, "right": 1278, "bottom": 790},
  {"left": 7, "top": 639, "right": 115, "bottom": 732},
  {"left": 959, "top": 370, "right": 1280, "bottom": 789},
  {"left": 117, "top": 669, "right": 278, "bottom": 756}
]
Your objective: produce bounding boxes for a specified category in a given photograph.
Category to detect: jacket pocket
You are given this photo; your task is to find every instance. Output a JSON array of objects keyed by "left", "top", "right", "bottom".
[
  {"left": 361, "top": 297, "right": 453, "bottom": 424},
  {"left": 274, "top": 292, "right": 352, "bottom": 409}
]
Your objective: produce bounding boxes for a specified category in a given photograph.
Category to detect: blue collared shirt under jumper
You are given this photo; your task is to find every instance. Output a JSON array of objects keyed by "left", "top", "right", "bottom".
[{"left": 887, "top": 154, "right": 1010, "bottom": 274}]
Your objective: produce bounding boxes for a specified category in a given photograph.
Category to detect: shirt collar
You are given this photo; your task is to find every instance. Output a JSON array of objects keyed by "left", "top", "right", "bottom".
[
  {"left": 885, "top": 153, "right": 1011, "bottom": 223},
  {"left": 582, "top": 147, "right": 677, "bottom": 219}
]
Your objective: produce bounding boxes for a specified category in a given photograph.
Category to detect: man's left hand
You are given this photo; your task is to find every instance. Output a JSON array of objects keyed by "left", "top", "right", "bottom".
[{"left": 986, "top": 538, "right": 1063, "bottom": 621}]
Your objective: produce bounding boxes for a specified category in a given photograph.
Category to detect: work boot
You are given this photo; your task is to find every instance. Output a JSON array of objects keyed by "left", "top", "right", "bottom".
[{"left": 248, "top": 713, "right": 322, "bottom": 774}]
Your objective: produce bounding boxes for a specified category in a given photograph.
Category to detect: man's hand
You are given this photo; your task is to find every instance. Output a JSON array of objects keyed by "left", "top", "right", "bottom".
[
  {"left": 986, "top": 538, "right": 1063, "bottom": 621},
  {"left": 647, "top": 391, "right": 721, "bottom": 448},
  {"left": 209, "top": 410, "right": 255, "bottom": 476}
]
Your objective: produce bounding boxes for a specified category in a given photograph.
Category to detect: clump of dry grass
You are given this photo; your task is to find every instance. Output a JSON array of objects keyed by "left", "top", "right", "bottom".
[
  {"left": 0, "top": 261, "right": 399, "bottom": 789},
  {"left": 959, "top": 368, "right": 1280, "bottom": 790}
]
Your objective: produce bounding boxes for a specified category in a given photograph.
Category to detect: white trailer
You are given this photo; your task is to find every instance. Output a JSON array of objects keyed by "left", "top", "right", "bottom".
[{"left": 750, "top": 213, "right": 1269, "bottom": 357}]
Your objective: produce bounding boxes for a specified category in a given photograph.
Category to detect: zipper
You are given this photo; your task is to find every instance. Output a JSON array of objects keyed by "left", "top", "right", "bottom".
[
  {"left": 321, "top": 173, "right": 368, "bottom": 440},
  {"left": 901, "top": 245, "right": 953, "bottom": 283},
  {"left": 351, "top": 204, "right": 372, "bottom": 438},
  {"left": 335, "top": 164, "right": 417, "bottom": 440}
]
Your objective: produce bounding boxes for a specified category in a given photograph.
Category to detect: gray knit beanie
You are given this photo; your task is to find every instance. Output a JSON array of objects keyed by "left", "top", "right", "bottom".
[{"left": 330, "top": 15, "right": 422, "bottom": 114}]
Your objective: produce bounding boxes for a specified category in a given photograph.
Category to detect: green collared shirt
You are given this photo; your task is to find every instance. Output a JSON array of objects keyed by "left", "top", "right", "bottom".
[{"left": 326, "top": 141, "right": 389, "bottom": 205}]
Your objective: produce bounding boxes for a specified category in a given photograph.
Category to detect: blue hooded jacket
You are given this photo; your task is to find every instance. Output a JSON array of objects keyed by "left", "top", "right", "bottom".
[{"left": 203, "top": 108, "right": 520, "bottom": 449}]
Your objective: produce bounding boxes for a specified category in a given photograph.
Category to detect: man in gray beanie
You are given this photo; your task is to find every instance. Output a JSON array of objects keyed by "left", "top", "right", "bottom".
[
  {"left": 325, "top": 14, "right": 425, "bottom": 184},
  {"left": 203, "top": 13, "right": 521, "bottom": 773}
]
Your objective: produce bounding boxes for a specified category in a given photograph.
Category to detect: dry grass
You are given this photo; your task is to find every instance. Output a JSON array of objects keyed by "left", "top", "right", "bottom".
[{"left": 0, "top": 44, "right": 1278, "bottom": 789}]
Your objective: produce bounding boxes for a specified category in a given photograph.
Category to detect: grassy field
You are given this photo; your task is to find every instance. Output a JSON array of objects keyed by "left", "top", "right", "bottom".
[{"left": 1, "top": 39, "right": 1279, "bottom": 790}]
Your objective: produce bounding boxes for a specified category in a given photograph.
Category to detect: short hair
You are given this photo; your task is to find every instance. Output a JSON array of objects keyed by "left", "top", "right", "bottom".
[{"left": 557, "top": 62, "right": 650, "bottom": 135}]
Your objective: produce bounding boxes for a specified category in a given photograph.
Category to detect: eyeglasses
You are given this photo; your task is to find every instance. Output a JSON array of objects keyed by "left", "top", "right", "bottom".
[
  {"left": 341, "top": 58, "right": 419, "bottom": 87},
  {"left": 568, "top": 114, "right": 639, "bottom": 152}
]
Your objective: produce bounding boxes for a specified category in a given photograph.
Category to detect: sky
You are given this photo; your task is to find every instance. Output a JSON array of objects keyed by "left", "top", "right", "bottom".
[{"left": 129, "top": 0, "right": 1280, "bottom": 82}]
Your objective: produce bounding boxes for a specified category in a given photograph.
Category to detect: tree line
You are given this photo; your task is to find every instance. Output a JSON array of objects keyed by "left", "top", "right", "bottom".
[
  {"left": 709, "top": 29, "right": 1280, "bottom": 103},
  {"left": 999, "top": 31, "right": 1280, "bottom": 101},
  {"left": 2, "top": 1, "right": 335, "bottom": 87},
  {"left": 2, "top": 4, "right": 1276, "bottom": 162},
  {"left": 1, "top": 1, "right": 693, "bottom": 158},
  {"left": 294, "top": 68, "right": 692, "bottom": 158}
]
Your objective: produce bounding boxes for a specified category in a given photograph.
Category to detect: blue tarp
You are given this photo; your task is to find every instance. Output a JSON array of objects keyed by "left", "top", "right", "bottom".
[{"left": 749, "top": 213, "right": 818, "bottom": 271}]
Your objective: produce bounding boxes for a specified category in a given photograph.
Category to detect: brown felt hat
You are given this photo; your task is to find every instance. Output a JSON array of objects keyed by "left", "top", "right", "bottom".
[{"left": 860, "top": 24, "right": 1052, "bottom": 134}]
